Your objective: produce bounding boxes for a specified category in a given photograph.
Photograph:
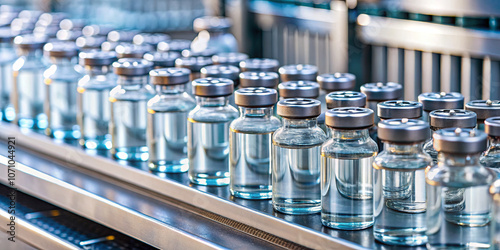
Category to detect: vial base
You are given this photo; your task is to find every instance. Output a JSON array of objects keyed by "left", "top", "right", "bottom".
[
  {"left": 374, "top": 230, "right": 427, "bottom": 246},
  {"left": 321, "top": 214, "right": 373, "bottom": 230},
  {"left": 49, "top": 128, "right": 81, "bottom": 140},
  {"left": 18, "top": 116, "right": 48, "bottom": 131},
  {"left": 189, "top": 172, "right": 230, "bottom": 186},
  {"left": 2, "top": 106, "right": 15, "bottom": 122},
  {"left": 80, "top": 135, "right": 112, "bottom": 150},
  {"left": 273, "top": 198, "right": 321, "bottom": 215},
  {"left": 149, "top": 159, "right": 189, "bottom": 173},
  {"left": 230, "top": 185, "right": 272, "bottom": 200},
  {"left": 112, "top": 146, "right": 148, "bottom": 161}
]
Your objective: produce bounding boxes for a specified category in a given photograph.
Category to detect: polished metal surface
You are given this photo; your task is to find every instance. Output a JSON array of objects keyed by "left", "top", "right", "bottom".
[{"left": 434, "top": 128, "right": 488, "bottom": 154}]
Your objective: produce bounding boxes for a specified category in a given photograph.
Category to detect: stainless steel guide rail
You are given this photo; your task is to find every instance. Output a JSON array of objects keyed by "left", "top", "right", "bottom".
[{"left": 0, "top": 122, "right": 365, "bottom": 249}]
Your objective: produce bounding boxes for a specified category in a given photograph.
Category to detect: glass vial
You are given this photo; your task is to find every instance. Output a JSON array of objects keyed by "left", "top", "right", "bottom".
[
  {"left": 78, "top": 51, "right": 117, "bottom": 150},
  {"left": 12, "top": 34, "right": 48, "bottom": 130},
  {"left": 360, "top": 82, "right": 403, "bottom": 122},
  {"left": 212, "top": 52, "right": 248, "bottom": 67},
  {"left": 188, "top": 78, "right": 239, "bottom": 186},
  {"left": 229, "top": 87, "right": 280, "bottom": 199},
  {"left": 373, "top": 119, "right": 431, "bottom": 246},
  {"left": 143, "top": 51, "right": 181, "bottom": 69},
  {"left": 466, "top": 100, "right": 500, "bottom": 130},
  {"left": 418, "top": 92, "right": 464, "bottom": 122},
  {"left": 427, "top": 128, "right": 495, "bottom": 248},
  {"left": 317, "top": 73, "right": 356, "bottom": 112},
  {"left": 109, "top": 58, "right": 155, "bottom": 161},
  {"left": 157, "top": 39, "right": 191, "bottom": 53},
  {"left": 147, "top": 68, "right": 195, "bottom": 173},
  {"left": 424, "top": 109, "right": 477, "bottom": 163},
  {"left": 133, "top": 33, "right": 171, "bottom": 49},
  {"left": 239, "top": 58, "right": 279, "bottom": 73},
  {"left": 201, "top": 65, "right": 240, "bottom": 87},
  {"left": 278, "top": 64, "right": 318, "bottom": 82},
  {"left": 325, "top": 91, "right": 366, "bottom": 109},
  {"left": 0, "top": 29, "right": 16, "bottom": 122},
  {"left": 175, "top": 56, "right": 212, "bottom": 96},
  {"left": 43, "top": 42, "right": 82, "bottom": 140},
  {"left": 272, "top": 98, "right": 327, "bottom": 214},
  {"left": 115, "top": 43, "right": 151, "bottom": 59},
  {"left": 481, "top": 117, "right": 500, "bottom": 170},
  {"left": 490, "top": 179, "right": 500, "bottom": 249},
  {"left": 191, "top": 16, "right": 238, "bottom": 53},
  {"left": 321, "top": 107, "right": 377, "bottom": 229}
]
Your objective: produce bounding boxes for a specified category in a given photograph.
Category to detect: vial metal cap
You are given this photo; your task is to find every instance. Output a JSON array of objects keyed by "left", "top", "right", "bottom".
[
  {"left": 326, "top": 91, "right": 366, "bottom": 109},
  {"left": 75, "top": 36, "right": 106, "bottom": 49},
  {"left": 112, "top": 58, "right": 153, "bottom": 76},
  {"left": 82, "top": 24, "right": 114, "bottom": 37},
  {"left": 235, "top": 87, "right": 278, "bottom": 107},
  {"left": 79, "top": 51, "right": 117, "bottom": 66},
  {"left": 317, "top": 73, "right": 356, "bottom": 92},
  {"left": 200, "top": 65, "right": 240, "bottom": 81},
  {"left": 43, "top": 42, "right": 78, "bottom": 58},
  {"left": 175, "top": 56, "right": 213, "bottom": 72},
  {"left": 133, "top": 33, "right": 170, "bottom": 47},
  {"left": 360, "top": 82, "right": 403, "bottom": 101},
  {"left": 485, "top": 117, "right": 500, "bottom": 137},
  {"left": 465, "top": 100, "right": 500, "bottom": 120},
  {"left": 429, "top": 109, "right": 477, "bottom": 129},
  {"left": 279, "top": 64, "right": 318, "bottom": 82},
  {"left": 14, "top": 34, "right": 47, "bottom": 49},
  {"left": 278, "top": 81, "right": 320, "bottom": 99},
  {"left": 107, "top": 30, "right": 138, "bottom": 43},
  {"left": 150, "top": 68, "right": 191, "bottom": 85},
  {"left": 418, "top": 92, "right": 464, "bottom": 112},
  {"left": 325, "top": 107, "right": 374, "bottom": 129},
  {"left": 56, "top": 29, "right": 82, "bottom": 42},
  {"left": 38, "top": 12, "right": 67, "bottom": 26},
  {"left": 192, "top": 78, "right": 234, "bottom": 97},
  {"left": 277, "top": 98, "right": 321, "bottom": 119},
  {"left": 157, "top": 39, "right": 191, "bottom": 53},
  {"left": 143, "top": 51, "right": 180, "bottom": 68},
  {"left": 433, "top": 128, "right": 487, "bottom": 154},
  {"left": 377, "top": 119, "right": 430, "bottom": 143},
  {"left": 193, "top": 16, "right": 232, "bottom": 32},
  {"left": 239, "top": 58, "right": 279, "bottom": 72},
  {"left": 377, "top": 100, "right": 423, "bottom": 119},
  {"left": 59, "top": 19, "right": 85, "bottom": 31},
  {"left": 181, "top": 48, "right": 217, "bottom": 58},
  {"left": 0, "top": 27, "right": 14, "bottom": 42},
  {"left": 239, "top": 72, "right": 279, "bottom": 88},
  {"left": 115, "top": 43, "right": 151, "bottom": 59},
  {"left": 212, "top": 52, "right": 249, "bottom": 66}
]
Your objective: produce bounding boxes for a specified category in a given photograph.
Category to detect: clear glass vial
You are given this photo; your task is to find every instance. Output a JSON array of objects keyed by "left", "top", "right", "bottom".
[
  {"left": 212, "top": 52, "right": 248, "bottom": 67},
  {"left": 109, "top": 58, "right": 155, "bottom": 161},
  {"left": 147, "top": 68, "right": 196, "bottom": 173},
  {"left": 466, "top": 100, "right": 500, "bottom": 130},
  {"left": 278, "top": 64, "right": 318, "bottom": 82},
  {"left": 272, "top": 98, "right": 327, "bottom": 214},
  {"left": 481, "top": 117, "right": 500, "bottom": 170},
  {"left": 424, "top": 109, "right": 477, "bottom": 163},
  {"left": 427, "top": 128, "right": 495, "bottom": 249},
  {"left": 0, "top": 28, "right": 16, "bottom": 122},
  {"left": 77, "top": 51, "right": 117, "bottom": 150},
  {"left": 239, "top": 58, "right": 279, "bottom": 73},
  {"left": 191, "top": 16, "right": 238, "bottom": 53},
  {"left": 360, "top": 82, "right": 403, "bottom": 122},
  {"left": 12, "top": 34, "right": 49, "bottom": 130},
  {"left": 325, "top": 91, "right": 366, "bottom": 109},
  {"left": 373, "top": 119, "right": 431, "bottom": 246},
  {"left": 143, "top": 51, "right": 181, "bottom": 69},
  {"left": 321, "top": 107, "right": 377, "bottom": 229},
  {"left": 317, "top": 73, "right": 356, "bottom": 112},
  {"left": 489, "top": 179, "right": 500, "bottom": 249},
  {"left": 43, "top": 42, "right": 83, "bottom": 140},
  {"left": 188, "top": 78, "right": 239, "bottom": 186},
  {"left": 418, "top": 92, "right": 464, "bottom": 122},
  {"left": 115, "top": 43, "right": 151, "bottom": 59},
  {"left": 229, "top": 87, "right": 280, "bottom": 199}
]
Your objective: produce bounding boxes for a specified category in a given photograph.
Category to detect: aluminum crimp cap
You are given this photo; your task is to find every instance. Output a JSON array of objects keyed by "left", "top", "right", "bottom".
[
  {"left": 200, "top": 65, "right": 240, "bottom": 81},
  {"left": 433, "top": 128, "right": 487, "bottom": 154},
  {"left": 377, "top": 100, "right": 423, "bottom": 119},
  {"left": 115, "top": 43, "right": 151, "bottom": 59},
  {"left": 79, "top": 51, "right": 117, "bottom": 66},
  {"left": 75, "top": 36, "right": 107, "bottom": 49},
  {"left": 326, "top": 91, "right": 366, "bottom": 109},
  {"left": 239, "top": 58, "right": 279, "bottom": 72},
  {"left": 181, "top": 47, "right": 217, "bottom": 58},
  {"left": 107, "top": 30, "right": 138, "bottom": 43},
  {"left": 192, "top": 77, "right": 234, "bottom": 97},
  {"left": 360, "top": 82, "right": 403, "bottom": 101},
  {"left": 418, "top": 92, "right": 464, "bottom": 112},
  {"left": 235, "top": 87, "right": 278, "bottom": 107},
  {"left": 175, "top": 56, "right": 213, "bottom": 72},
  {"left": 279, "top": 64, "right": 318, "bottom": 82},
  {"left": 377, "top": 118, "right": 430, "bottom": 143},
  {"left": 325, "top": 107, "right": 374, "bottom": 129},
  {"left": 43, "top": 42, "right": 78, "bottom": 58},
  {"left": 429, "top": 109, "right": 477, "bottom": 129},
  {"left": 239, "top": 72, "right": 279, "bottom": 88},
  {"left": 143, "top": 51, "right": 181, "bottom": 68},
  {"left": 212, "top": 52, "right": 249, "bottom": 66},
  {"left": 150, "top": 68, "right": 191, "bottom": 85},
  {"left": 157, "top": 39, "right": 191, "bottom": 53},
  {"left": 277, "top": 98, "right": 321, "bottom": 119},
  {"left": 193, "top": 16, "right": 232, "bottom": 32},
  {"left": 133, "top": 33, "right": 171, "bottom": 47},
  {"left": 278, "top": 81, "right": 320, "bottom": 99},
  {"left": 465, "top": 100, "right": 500, "bottom": 120},
  {"left": 317, "top": 73, "right": 356, "bottom": 92},
  {"left": 485, "top": 117, "right": 500, "bottom": 137},
  {"left": 112, "top": 58, "right": 154, "bottom": 76},
  {"left": 14, "top": 34, "right": 47, "bottom": 50}
]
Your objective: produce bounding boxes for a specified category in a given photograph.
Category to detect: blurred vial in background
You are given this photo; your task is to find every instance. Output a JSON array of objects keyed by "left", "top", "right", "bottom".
[
  {"left": 144, "top": 51, "right": 181, "bottom": 69},
  {"left": 418, "top": 92, "right": 464, "bottom": 122},
  {"left": 0, "top": 28, "right": 16, "bottom": 122},
  {"left": 481, "top": 117, "right": 500, "bottom": 171},
  {"left": 212, "top": 52, "right": 248, "bottom": 67},
  {"left": 191, "top": 16, "right": 238, "bottom": 53},
  {"left": 110, "top": 58, "right": 155, "bottom": 161},
  {"left": 230, "top": 87, "right": 280, "bottom": 199},
  {"left": 43, "top": 42, "right": 83, "bottom": 140},
  {"left": 115, "top": 43, "right": 152, "bottom": 59},
  {"left": 360, "top": 82, "right": 403, "bottom": 123},
  {"left": 147, "top": 68, "right": 195, "bottom": 173},
  {"left": 102, "top": 30, "right": 139, "bottom": 52},
  {"left": 12, "top": 34, "right": 49, "bottom": 131},
  {"left": 133, "top": 33, "right": 171, "bottom": 50},
  {"left": 239, "top": 58, "right": 279, "bottom": 73},
  {"left": 175, "top": 56, "right": 213, "bottom": 96},
  {"left": 188, "top": 78, "right": 239, "bottom": 186},
  {"left": 82, "top": 25, "right": 114, "bottom": 38},
  {"left": 490, "top": 180, "right": 500, "bottom": 249},
  {"left": 181, "top": 47, "right": 217, "bottom": 58},
  {"left": 75, "top": 35, "right": 106, "bottom": 52},
  {"left": 466, "top": 100, "right": 500, "bottom": 131},
  {"left": 78, "top": 51, "right": 117, "bottom": 150},
  {"left": 278, "top": 81, "right": 320, "bottom": 101},
  {"left": 201, "top": 64, "right": 240, "bottom": 106},
  {"left": 325, "top": 91, "right": 366, "bottom": 109},
  {"left": 279, "top": 64, "right": 318, "bottom": 82},
  {"left": 157, "top": 39, "right": 191, "bottom": 53},
  {"left": 239, "top": 72, "right": 279, "bottom": 89},
  {"left": 317, "top": 73, "right": 356, "bottom": 112}
]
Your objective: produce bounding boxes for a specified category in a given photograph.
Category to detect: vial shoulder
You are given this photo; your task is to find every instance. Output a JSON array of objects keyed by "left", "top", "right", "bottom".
[
  {"left": 188, "top": 105, "right": 239, "bottom": 123},
  {"left": 13, "top": 56, "right": 49, "bottom": 71},
  {"left": 374, "top": 150, "right": 432, "bottom": 170},
  {"left": 273, "top": 126, "right": 327, "bottom": 147},
  {"left": 322, "top": 137, "right": 378, "bottom": 158},
  {"left": 78, "top": 75, "right": 117, "bottom": 90},
  {"left": 230, "top": 116, "right": 281, "bottom": 133},
  {"left": 44, "top": 65, "right": 83, "bottom": 82},
  {"left": 426, "top": 163, "right": 496, "bottom": 187},
  {"left": 147, "top": 94, "right": 196, "bottom": 112},
  {"left": 109, "top": 85, "right": 155, "bottom": 101}
]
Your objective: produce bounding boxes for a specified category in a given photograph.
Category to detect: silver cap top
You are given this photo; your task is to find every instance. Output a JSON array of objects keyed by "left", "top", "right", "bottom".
[
  {"left": 0, "top": 27, "right": 14, "bottom": 42},
  {"left": 212, "top": 52, "right": 249, "bottom": 66},
  {"left": 360, "top": 82, "right": 403, "bottom": 101},
  {"left": 112, "top": 58, "right": 153, "bottom": 76},
  {"left": 279, "top": 64, "right": 318, "bottom": 82},
  {"left": 107, "top": 30, "right": 138, "bottom": 43},
  {"left": 433, "top": 128, "right": 487, "bottom": 154},
  {"left": 175, "top": 56, "right": 213, "bottom": 72},
  {"left": 239, "top": 58, "right": 279, "bottom": 72},
  {"left": 181, "top": 47, "right": 217, "bottom": 58},
  {"left": 429, "top": 109, "right": 477, "bottom": 129},
  {"left": 239, "top": 72, "right": 279, "bottom": 88},
  {"left": 82, "top": 24, "right": 113, "bottom": 37},
  {"left": 377, "top": 119, "right": 430, "bottom": 143},
  {"left": 75, "top": 35, "right": 106, "bottom": 49},
  {"left": 235, "top": 87, "right": 278, "bottom": 107},
  {"left": 377, "top": 100, "right": 423, "bottom": 119},
  {"left": 14, "top": 34, "right": 47, "bottom": 50},
  {"left": 79, "top": 51, "right": 117, "bottom": 66},
  {"left": 192, "top": 78, "right": 234, "bottom": 97},
  {"left": 325, "top": 107, "right": 374, "bottom": 129},
  {"left": 277, "top": 98, "right": 322, "bottom": 119},
  {"left": 43, "top": 42, "right": 78, "bottom": 58},
  {"left": 150, "top": 67, "right": 191, "bottom": 85},
  {"left": 485, "top": 117, "right": 500, "bottom": 137},
  {"left": 465, "top": 100, "right": 500, "bottom": 120},
  {"left": 133, "top": 33, "right": 171, "bottom": 47},
  {"left": 418, "top": 92, "right": 464, "bottom": 112},
  {"left": 317, "top": 73, "right": 356, "bottom": 92},
  {"left": 326, "top": 91, "right": 366, "bottom": 109},
  {"left": 278, "top": 81, "right": 320, "bottom": 99},
  {"left": 55, "top": 29, "right": 82, "bottom": 41},
  {"left": 193, "top": 16, "right": 232, "bottom": 32},
  {"left": 143, "top": 51, "right": 181, "bottom": 68},
  {"left": 157, "top": 39, "right": 191, "bottom": 53},
  {"left": 115, "top": 43, "right": 151, "bottom": 59},
  {"left": 200, "top": 65, "right": 240, "bottom": 81}
]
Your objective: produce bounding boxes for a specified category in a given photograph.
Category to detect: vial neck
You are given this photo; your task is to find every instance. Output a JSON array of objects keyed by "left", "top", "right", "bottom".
[
  {"left": 196, "top": 96, "right": 230, "bottom": 107},
  {"left": 0, "top": 42, "right": 13, "bottom": 50},
  {"left": 155, "top": 84, "right": 186, "bottom": 95},
  {"left": 437, "top": 152, "right": 481, "bottom": 167},
  {"left": 330, "top": 128, "right": 370, "bottom": 140},
  {"left": 17, "top": 48, "right": 42, "bottom": 58},
  {"left": 282, "top": 118, "right": 318, "bottom": 129},
  {"left": 383, "top": 142, "right": 425, "bottom": 155},
  {"left": 49, "top": 56, "right": 75, "bottom": 66},
  {"left": 239, "top": 107, "right": 273, "bottom": 119},
  {"left": 84, "top": 65, "right": 112, "bottom": 76},
  {"left": 117, "top": 75, "right": 148, "bottom": 86}
]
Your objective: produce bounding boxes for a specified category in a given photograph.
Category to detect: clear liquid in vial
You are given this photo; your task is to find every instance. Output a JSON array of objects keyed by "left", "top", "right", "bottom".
[
  {"left": 78, "top": 85, "right": 113, "bottom": 149},
  {"left": 13, "top": 69, "right": 47, "bottom": 130},
  {"left": 148, "top": 110, "right": 190, "bottom": 173},
  {"left": 1, "top": 62, "right": 15, "bottom": 121},
  {"left": 110, "top": 99, "right": 148, "bottom": 161},
  {"left": 272, "top": 143, "right": 322, "bottom": 215},
  {"left": 188, "top": 120, "right": 231, "bottom": 186},
  {"left": 46, "top": 80, "right": 80, "bottom": 140},
  {"left": 230, "top": 130, "right": 273, "bottom": 199},
  {"left": 321, "top": 155, "right": 374, "bottom": 229}
]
